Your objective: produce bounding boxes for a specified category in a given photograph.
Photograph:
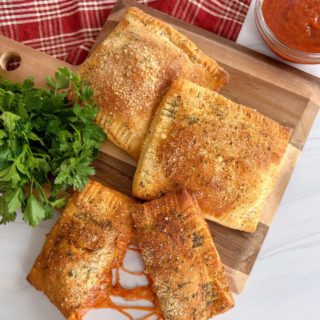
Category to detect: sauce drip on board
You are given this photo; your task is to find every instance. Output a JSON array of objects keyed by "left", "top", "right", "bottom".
[
  {"left": 262, "top": 0, "right": 320, "bottom": 53},
  {"left": 79, "top": 246, "right": 162, "bottom": 320}
]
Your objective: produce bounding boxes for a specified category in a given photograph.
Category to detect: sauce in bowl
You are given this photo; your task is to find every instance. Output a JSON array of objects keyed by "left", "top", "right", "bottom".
[{"left": 262, "top": 0, "right": 320, "bottom": 53}]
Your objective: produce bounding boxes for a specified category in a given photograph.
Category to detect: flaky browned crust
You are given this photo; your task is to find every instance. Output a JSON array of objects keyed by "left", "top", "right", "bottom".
[
  {"left": 133, "top": 79, "right": 291, "bottom": 232},
  {"left": 131, "top": 190, "right": 234, "bottom": 320},
  {"left": 78, "top": 7, "right": 228, "bottom": 159},
  {"left": 27, "top": 181, "right": 135, "bottom": 320}
]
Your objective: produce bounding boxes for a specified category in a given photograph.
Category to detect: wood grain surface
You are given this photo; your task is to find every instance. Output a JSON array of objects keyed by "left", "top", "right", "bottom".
[{"left": 0, "top": 0, "right": 319, "bottom": 294}]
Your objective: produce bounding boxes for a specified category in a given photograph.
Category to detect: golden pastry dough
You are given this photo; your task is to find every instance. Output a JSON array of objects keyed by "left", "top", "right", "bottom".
[
  {"left": 78, "top": 7, "right": 228, "bottom": 159},
  {"left": 131, "top": 190, "right": 234, "bottom": 320},
  {"left": 133, "top": 79, "right": 291, "bottom": 232},
  {"left": 27, "top": 181, "right": 135, "bottom": 320}
]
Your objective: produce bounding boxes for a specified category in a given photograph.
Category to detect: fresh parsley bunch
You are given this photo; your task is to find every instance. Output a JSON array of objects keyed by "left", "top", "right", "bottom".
[{"left": 0, "top": 68, "right": 106, "bottom": 226}]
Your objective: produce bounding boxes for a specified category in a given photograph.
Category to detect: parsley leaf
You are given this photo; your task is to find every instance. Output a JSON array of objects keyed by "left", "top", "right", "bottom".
[
  {"left": 0, "top": 111, "right": 20, "bottom": 131},
  {"left": 23, "top": 193, "right": 47, "bottom": 227},
  {"left": 0, "top": 68, "right": 106, "bottom": 226}
]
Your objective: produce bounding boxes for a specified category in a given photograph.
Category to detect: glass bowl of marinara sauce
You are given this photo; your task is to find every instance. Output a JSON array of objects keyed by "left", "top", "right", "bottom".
[{"left": 255, "top": 0, "right": 320, "bottom": 64}]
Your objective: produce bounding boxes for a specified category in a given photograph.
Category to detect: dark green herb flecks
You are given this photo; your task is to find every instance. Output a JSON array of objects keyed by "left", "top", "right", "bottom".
[
  {"left": 68, "top": 270, "right": 75, "bottom": 277},
  {"left": 187, "top": 115, "right": 199, "bottom": 125},
  {"left": 162, "top": 96, "right": 182, "bottom": 119},
  {"left": 192, "top": 232, "right": 204, "bottom": 248},
  {"left": 202, "top": 281, "right": 217, "bottom": 307},
  {"left": 190, "top": 55, "right": 197, "bottom": 62},
  {"left": 0, "top": 67, "right": 106, "bottom": 227}
]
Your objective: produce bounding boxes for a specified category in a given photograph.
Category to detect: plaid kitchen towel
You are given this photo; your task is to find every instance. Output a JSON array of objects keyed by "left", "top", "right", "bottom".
[{"left": 0, "top": 0, "right": 251, "bottom": 65}]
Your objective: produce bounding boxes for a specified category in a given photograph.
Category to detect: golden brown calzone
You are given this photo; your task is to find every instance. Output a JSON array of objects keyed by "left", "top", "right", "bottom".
[
  {"left": 78, "top": 7, "right": 228, "bottom": 159},
  {"left": 27, "top": 181, "right": 135, "bottom": 320},
  {"left": 133, "top": 79, "right": 291, "bottom": 232},
  {"left": 131, "top": 190, "right": 234, "bottom": 320}
]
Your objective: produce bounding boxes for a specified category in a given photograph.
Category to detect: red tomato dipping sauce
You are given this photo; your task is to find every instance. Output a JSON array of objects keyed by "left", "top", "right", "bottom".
[{"left": 262, "top": 0, "right": 320, "bottom": 53}]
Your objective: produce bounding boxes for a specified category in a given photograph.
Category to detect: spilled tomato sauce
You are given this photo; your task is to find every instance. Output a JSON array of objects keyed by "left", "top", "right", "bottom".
[{"left": 77, "top": 246, "right": 162, "bottom": 320}]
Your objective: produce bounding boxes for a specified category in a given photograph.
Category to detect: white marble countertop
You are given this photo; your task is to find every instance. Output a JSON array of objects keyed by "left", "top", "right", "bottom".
[{"left": 1, "top": 2, "right": 320, "bottom": 320}]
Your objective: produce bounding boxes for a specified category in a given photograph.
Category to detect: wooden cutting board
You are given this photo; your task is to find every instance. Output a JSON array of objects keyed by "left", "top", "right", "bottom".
[{"left": 1, "top": 0, "right": 319, "bottom": 295}]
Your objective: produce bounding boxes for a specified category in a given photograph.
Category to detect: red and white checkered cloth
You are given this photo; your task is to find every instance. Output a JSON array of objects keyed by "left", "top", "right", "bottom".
[{"left": 0, "top": 0, "right": 252, "bottom": 65}]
